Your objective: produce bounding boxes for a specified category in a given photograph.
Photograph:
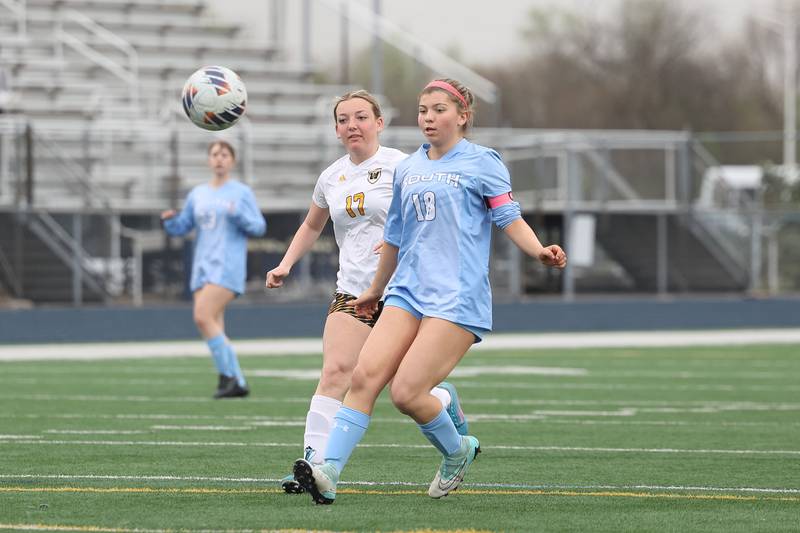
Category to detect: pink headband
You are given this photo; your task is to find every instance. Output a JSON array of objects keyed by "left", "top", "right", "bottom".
[{"left": 425, "top": 80, "right": 468, "bottom": 108}]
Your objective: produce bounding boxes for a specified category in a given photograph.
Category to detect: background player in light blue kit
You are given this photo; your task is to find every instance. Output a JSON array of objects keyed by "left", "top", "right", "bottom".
[
  {"left": 293, "top": 78, "right": 567, "bottom": 504},
  {"left": 161, "top": 140, "right": 266, "bottom": 398}
]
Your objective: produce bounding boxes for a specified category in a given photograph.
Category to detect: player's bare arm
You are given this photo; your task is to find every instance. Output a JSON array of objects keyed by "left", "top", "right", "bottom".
[{"left": 503, "top": 218, "right": 567, "bottom": 268}]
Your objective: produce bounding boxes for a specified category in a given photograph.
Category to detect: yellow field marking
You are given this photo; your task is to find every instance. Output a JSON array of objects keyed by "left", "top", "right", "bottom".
[
  {"left": 0, "top": 486, "right": 276, "bottom": 495},
  {"left": 1, "top": 486, "right": 798, "bottom": 502},
  {"left": 0, "top": 526, "right": 340, "bottom": 533},
  {"left": 0, "top": 525, "right": 490, "bottom": 533}
]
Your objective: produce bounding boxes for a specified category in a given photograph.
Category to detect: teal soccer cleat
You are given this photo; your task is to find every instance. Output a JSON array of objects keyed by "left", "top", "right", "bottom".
[
  {"left": 293, "top": 459, "right": 338, "bottom": 505},
  {"left": 428, "top": 435, "right": 481, "bottom": 499},
  {"left": 437, "top": 381, "right": 468, "bottom": 435}
]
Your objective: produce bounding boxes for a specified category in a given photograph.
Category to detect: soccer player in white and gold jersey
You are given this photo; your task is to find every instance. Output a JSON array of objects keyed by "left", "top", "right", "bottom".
[{"left": 266, "top": 90, "right": 467, "bottom": 493}]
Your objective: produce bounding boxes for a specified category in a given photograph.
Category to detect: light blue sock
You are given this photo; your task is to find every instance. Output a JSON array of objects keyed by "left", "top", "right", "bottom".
[
  {"left": 225, "top": 342, "right": 246, "bottom": 387},
  {"left": 206, "top": 334, "right": 230, "bottom": 376},
  {"left": 324, "top": 406, "right": 370, "bottom": 473},
  {"left": 419, "top": 408, "right": 462, "bottom": 456}
]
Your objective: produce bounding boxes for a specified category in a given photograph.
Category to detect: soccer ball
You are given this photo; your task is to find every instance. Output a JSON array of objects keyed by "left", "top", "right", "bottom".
[{"left": 181, "top": 66, "right": 247, "bottom": 131}]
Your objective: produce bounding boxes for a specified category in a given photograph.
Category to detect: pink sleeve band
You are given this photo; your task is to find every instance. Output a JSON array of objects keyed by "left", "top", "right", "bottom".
[
  {"left": 486, "top": 192, "right": 515, "bottom": 209},
  {"left": 424, "top": 80, "right": 468, "bottom": 108}
]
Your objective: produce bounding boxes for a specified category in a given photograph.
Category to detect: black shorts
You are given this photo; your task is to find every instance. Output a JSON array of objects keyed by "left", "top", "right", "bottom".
[{"left": 328, "top": 292, "right": 383, "bottom": 328}]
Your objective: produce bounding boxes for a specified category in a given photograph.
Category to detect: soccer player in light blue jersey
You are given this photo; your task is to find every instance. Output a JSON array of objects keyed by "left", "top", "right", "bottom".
[
  {"left": 293, "top": 79, "right": 566, "bottom": 504},
  {"left": 161, "top": 140, "right": 266, "bottom": 399},
  {"left": 266, "top": 90, "right": 468, "bottom": 495}
]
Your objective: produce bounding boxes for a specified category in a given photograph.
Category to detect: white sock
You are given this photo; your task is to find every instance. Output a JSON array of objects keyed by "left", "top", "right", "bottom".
[
  {"left": 303, "top": 394, "right": 343, "bottom": 464},
  {"left": 430, "top": 386, "right": 451, "bottom": 410}
]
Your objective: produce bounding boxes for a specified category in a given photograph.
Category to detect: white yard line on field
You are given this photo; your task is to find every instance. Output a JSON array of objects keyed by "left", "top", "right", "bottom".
[
  {"left": 1, "top": 438, "right": 799, "bottom": 455},
  {"left": 1, "top": 328, "right": 800, "bottom": 361},
  {"left": 249, "top": 365, "right": 588, "bottom": 379},
  {"left": 3, "top": 394, "right": 800, "bottom": 412},
  {"left": 0, "top": 473, "right": 797, "bottom": 495},
  {"left": 43, "top": 430, "right": 148, "bottom": 435}
]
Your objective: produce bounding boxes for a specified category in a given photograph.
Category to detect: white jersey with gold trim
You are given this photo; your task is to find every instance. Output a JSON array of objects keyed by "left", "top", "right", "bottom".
[{"left": 312, "top": 145, "right": 407, "bottom": 297}]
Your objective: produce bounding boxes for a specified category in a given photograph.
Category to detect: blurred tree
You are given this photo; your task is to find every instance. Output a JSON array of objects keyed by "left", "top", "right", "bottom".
[
  {"left": 472, "top": 0, "right": 798, "bottom": 179},
  {"left": 338, "top": 0, "right": 794, "bottom": 171},
  {"left": 481, "top": 0, "right": 759, "bottom": 130},
  {"left": 470, "top": 1, "right": 791, "bottom": 135}
]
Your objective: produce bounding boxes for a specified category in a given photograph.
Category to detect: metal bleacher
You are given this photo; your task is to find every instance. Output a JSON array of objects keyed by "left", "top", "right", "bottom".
[
  {"left": 0, "top": 0, "right": 369, "bottom": 303},
  {"left": 0, "top": 0, "right": 359, "bottom": 213},
  {"left": 0, "top": 0, "right": 758, "bottom": 305}
]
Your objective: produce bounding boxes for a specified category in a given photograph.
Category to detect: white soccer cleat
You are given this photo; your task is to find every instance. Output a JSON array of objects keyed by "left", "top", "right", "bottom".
[{"left": 428, "top": 435, "right": 481, "bottom": 498}]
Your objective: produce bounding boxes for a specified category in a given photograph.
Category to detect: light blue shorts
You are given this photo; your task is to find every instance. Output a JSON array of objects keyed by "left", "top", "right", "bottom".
[{"left": 383, "top": 294, "right": 487, "bottom": 343}]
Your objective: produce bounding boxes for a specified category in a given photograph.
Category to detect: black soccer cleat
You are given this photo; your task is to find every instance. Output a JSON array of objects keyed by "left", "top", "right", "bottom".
[
  {"left": 214, "top": 378, "right": 250, "bottom": 399},
  {"left": 293, "top": 459, "right": 336, "bottom": 505},
  {"left": 215, "top": 374, "right": 233, "bottom": 395},
  {"left": 280, "top": 474, "right": 305, "bottom": 494}
]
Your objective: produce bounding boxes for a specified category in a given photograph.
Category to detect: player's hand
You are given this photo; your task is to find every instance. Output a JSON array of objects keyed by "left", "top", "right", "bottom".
[
  {"left": 349, "top": 287, "right": 381, "bottom": 318},
  {"left": 372, "top": 240, "right": 385, "bottom": 255},
  {"left": 266, "top": 265, "right": 291, "bottom": 288},
  {"left": 160, "top": 209, "right": 177, "bottom": 220},
  {"left": 539, "top": 245, "right": 567, "bottom": 268}
]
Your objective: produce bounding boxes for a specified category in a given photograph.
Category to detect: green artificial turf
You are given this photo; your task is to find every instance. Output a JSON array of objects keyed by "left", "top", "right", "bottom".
[{"left": 0, "top": 344, "right": 798, "bottom": 532}]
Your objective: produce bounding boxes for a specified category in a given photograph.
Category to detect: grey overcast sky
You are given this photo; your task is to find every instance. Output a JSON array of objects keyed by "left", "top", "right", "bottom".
[{"left": 207, "top": 0, "right": 781, "bottom": 68}]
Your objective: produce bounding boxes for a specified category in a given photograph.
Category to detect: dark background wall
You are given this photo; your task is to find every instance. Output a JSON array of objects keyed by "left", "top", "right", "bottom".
[{"left": 1, "top": 297, "right": 799, "bottom": 344}]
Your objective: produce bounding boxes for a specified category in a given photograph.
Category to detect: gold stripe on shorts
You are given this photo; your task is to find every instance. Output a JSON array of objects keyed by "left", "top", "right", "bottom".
[{"left": 328, "top": 292, "right": 382, "bottom": 327}]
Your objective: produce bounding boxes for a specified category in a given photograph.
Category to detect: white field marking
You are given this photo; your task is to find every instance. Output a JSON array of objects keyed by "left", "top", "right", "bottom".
[
  {"left": 473, "top": 399, "right": 800, "bottom": 410},
  {"left": 0, "top": 435, "right": 41, "bottom": 439},
  {"left": 35, "top": 418, "right": 800, "bottom": 436},
  {"left": 248, "top": 365, "right": 588, "bottom": 380},
  {"left": 0, "top": 394, "right": 311, "bottom": 403},
  {"left": 474, "top": 329, "right": 800, "bottom": 349},
  {"left": 525, "top": 419, "right": 800, "bottom": 428},
  {"left": 456, "top": 381, "right": 800, "bottom": 393},
  {"left": 5, "top": 394, "right": 800, "bottom": 413},
  {"left": 468, "top": 409, "right": 636, "bottom": 420},
  {"left": 2, "top": 329, "right": 800, "bottom": 361},
  {"left": 463, "top": 414, "right": 546, "bottom": 421},
  {"left": 149, "top": 425, "right": 256, "bottom": 431},
  {"left": 249, "top": 369, "right": 320, "bottom": 379},
  {"left": 464, "top": 483, "right": 800, "bottom": 495},
  {"left": 0, "top": 378, "right": 197, "bottom": 386},
  {"left": 4, "top": 362, "right": 796, "bottom": 381},
  {"left": 44, "top": 430, "right": 148, "bottom": 435},
  {"left": 0, "top": 338, "right": 324, "bottom": 361},
  {"left": 6, "top": 412, "right": 800, "bottom": 429},
  {"left": 0, "top": 367, "right": 218, "bottom": 375},
  {"left": 588, "top": 371, "right": 798, "bottom": 380},
  {"left": 12, "top": 375, "right": 799, "bottom": 393},
  {"left": 0, "top": 413, "right": 306, "bottom": 421},
  {"left": 451, "top": 366, "right": 587, "bottom": 377},
  {"left": 2, "top": 439, "right": 800, "bottom": 456},
  {"left": 9, "top": 407, "right": 800, "bottom": 428},
  {"left": 0, "top": 474, "right": 798, "bottom": 495},
  {"left": 244, "top": 420, "right": 305, "bottom": 427}
]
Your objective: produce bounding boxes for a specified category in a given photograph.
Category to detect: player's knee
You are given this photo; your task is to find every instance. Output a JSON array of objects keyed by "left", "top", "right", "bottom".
[
  {"left": 389, "top": 382, "right": 422, "bottom": 415},
  {"left": 193, "top": 309, "right": 213, "bottom": 332},
  {"left": 318, "top": 359, "right": 354, "bottom": 394},
  {"left": 349, "top": 363, "right": 380, "bottom": 396}
]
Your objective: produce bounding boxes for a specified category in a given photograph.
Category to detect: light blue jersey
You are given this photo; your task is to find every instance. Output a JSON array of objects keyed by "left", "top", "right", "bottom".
[
  {"left": 383, "top": 138, "right": 521, "bottom": 331},
  {"left": 163, "top": 180, "right": 266, "bottom": 295}
]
